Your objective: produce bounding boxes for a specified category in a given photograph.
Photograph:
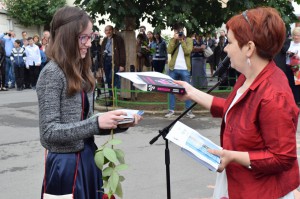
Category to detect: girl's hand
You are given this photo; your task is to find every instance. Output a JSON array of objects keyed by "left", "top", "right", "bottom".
[
  {"left": 118, "top": 114, "right": 143, "bottom": 128},
  {"left": 98, "top": 110, "right": 127, "bottom": 129}
]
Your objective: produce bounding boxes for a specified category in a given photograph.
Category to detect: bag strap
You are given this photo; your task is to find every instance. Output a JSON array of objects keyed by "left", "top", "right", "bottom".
[
  {"left": 43, "top": 90, "right": 86, "bottom": 196},
  {"left": 43, "top": 152, "right": 80, "bottom": 196}
]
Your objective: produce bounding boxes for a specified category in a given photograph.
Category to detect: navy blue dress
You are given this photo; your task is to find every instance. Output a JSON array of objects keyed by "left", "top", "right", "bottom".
[{"left": 42, "top": 91, "right": 103, "bottom": 199}]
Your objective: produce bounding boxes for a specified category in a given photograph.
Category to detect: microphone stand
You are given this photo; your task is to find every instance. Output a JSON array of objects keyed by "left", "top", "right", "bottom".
[{"left": 149, "top": 75, "right": 229, "bottom": 199}]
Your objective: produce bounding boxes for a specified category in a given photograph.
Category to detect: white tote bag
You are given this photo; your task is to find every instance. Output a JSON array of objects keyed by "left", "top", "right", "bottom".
[
  {"left": 43, "top": 193, "right": 73, "bottom": 199},
  {"left": 213, "top": 169, "right": 229, "bottom": 199}
]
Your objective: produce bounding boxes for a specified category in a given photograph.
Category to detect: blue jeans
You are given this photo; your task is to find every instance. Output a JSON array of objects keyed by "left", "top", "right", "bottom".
[
  {"left": 103, "top": 56, "right": 120, "bottom": 97},
  {"left": 168, "top": 69, "right": 192, "bottom": 111},
  {"left": 5, "top": 57, "right": 15, "bottom": 87}
]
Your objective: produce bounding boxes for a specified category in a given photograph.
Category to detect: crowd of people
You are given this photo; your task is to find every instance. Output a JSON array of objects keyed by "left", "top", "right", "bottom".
[
  {"left": 1, "top": 5, "right": 299, "bottom": 199},
  {"left": 0, "top": 30, "right": 49, "bottom": 91}
]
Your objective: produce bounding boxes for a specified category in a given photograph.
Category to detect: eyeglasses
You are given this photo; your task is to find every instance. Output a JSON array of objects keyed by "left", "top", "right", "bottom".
[
  {"left": 78, "top": 33, "right": 96, "bottom": 44},
  {"left": 242, "top": 10, "right": 253, "bottom": 32}
]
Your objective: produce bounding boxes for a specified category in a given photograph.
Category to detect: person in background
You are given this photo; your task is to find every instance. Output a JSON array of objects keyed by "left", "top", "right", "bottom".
[
  {"left": 206, "top": 33, "right": 217, "bottom": 77},
  {"left": 36, "top": 6, "right": 141, "bottom": 199},
  {"left": 25, "top": 37, "right": 41, "bottom": 90},
  {"left": 136, "top": 33, "right": 151, "bottom": 72},
  {"left": 41, "top": 37, "right": 48, "bottom": 52},
  {"left": 10, "top": 39, "right": 26, "bottom": 91},
  {"left": 165, "top": 26, "right": 195, "bottom": 119},
  {"left": 150, "top": 31, "right": 167, "bottom": 73},
  {"left": 191, "top": 33, "right": 207, "bottom": 89},
  {"left": 176, "top": 7, "right": 299, "bottom": 199},
  {"left": 20, "top": 31, "right": 27, "bottom": 47},
  {"left": 33, "top": 34, "right": 40, "bottom": 45},
  {"left": 43, "top": 30, "right": 50, "bottom": 43},
  {"left": 138, "top": 25, "right": 148, "bottom": 42},
  {"left": 0, "top": 31, "right": 16, "bottom": 89},
  {"left": 286, "top": 27, "right": 300, "bottom": 106},
  {"left": 100, "top": 25, "right": 126, "bottom": 106},
  {"left": 213, "top": 35, "right": 229, "bottom": 90},
  {"left": 36, "top": 43, "right": 47, "bottom": 72},
  {"left": 0, "top": 40, "right": 6, "bottom": 90},
  {"left": 147, "top": 31, "right": 154, "bottom": 44}
]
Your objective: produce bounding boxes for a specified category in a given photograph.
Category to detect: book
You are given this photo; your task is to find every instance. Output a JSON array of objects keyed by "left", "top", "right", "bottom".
[
  {"left": 166, "top": 121, "right": 222, "bottom": 172},
  {"left": 91, "top": 109, "right": 144, "bottom": 124},
  {"left": 116, "top": 71, "right": 185, "bottom": 94}
]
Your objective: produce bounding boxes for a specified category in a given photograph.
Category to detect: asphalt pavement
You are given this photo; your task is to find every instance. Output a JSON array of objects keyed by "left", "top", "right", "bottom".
[{"left": 0, "top": 89, "right": 299, "bottom": 199}]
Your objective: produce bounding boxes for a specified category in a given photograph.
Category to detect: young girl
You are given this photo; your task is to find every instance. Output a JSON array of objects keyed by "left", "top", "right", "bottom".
[{"left": 37, "top": 6, "right": 141, "bottom": 199}]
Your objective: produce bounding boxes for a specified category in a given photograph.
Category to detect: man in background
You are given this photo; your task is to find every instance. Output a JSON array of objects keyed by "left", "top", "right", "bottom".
[
  {"left": 165, "top": 26, "right": 195, "bottom": 118},
  {"left": 25, "top": 37, "right": 41, "bottom": 90},
  {"left": 100, "top": 25, "right": 126, "bottom": 106},
  {"left": 0, "top": 31, "right": 16, "bottom": 89}
]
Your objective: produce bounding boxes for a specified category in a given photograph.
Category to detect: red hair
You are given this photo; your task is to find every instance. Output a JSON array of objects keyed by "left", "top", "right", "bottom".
[{"left": 226, "top": 7, "right": 286, "bottom": 60}]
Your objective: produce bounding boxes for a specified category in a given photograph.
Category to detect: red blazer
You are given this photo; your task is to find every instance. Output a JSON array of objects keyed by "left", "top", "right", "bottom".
[{"left": 211, "top": 61, "right": 299, "bottom": 199}]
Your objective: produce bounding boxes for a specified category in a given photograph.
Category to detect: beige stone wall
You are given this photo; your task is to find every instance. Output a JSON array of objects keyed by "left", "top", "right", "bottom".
[{"left": 0, "top": 10, "right": 41, "bottom": 39}]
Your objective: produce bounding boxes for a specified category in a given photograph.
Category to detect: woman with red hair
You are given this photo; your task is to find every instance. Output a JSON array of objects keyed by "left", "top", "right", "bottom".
[{"left": 176, "top": 7, "right": 299, "bottom": 199}]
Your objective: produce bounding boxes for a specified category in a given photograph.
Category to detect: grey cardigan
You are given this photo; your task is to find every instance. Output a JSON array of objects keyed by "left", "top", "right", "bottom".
[{"left": 36, "top": 60, "right": 101, "bottom": 153}]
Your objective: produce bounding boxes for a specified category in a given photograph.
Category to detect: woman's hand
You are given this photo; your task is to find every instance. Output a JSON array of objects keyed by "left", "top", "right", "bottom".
[
  {"left": 208, "top": 149, "right": 251, "bottom": 172},
  {"left": 98, "top": 110, "right": 127, "bottom": 129},
  {"left": 208, "top": 149, "right": 233, "bottom": 172},
  {"left": 97, "top": 110, "right": 143, "bottom": 129},
  {"left": 118, "top": 113, "right": 143, "bottom": 128},
  {"left": 174, "top": 80, "right": 196, "bottom": 101}
]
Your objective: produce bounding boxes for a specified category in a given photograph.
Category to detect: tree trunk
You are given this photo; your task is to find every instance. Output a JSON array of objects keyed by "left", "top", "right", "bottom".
[{"left": 120, "top": 17, "right": 137, "bottom": 100}]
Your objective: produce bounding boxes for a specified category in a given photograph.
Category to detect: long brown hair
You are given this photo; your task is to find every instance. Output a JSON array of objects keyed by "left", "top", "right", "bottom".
[{"left": 47, "top": 6, "right": 95, "bottom": 96}]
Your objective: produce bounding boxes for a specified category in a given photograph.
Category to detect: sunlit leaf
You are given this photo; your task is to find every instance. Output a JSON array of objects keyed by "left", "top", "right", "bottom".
[
  {"left": 115, "top": 182, "right": 123, "bottom": 198},
  {"left": 103, "top": 147, "right": 118, "bottom": 164},
  {"left": 114, "top": 149, "right": 125, "bottom": 164},
  {"left": 102, "top": 167, "right": 113, "bottom": 177},
  {"left": 94, "top": 151, "right": 104, "bottom": 170},
  {"left": 108, "top": 171, "right": 119, "bottom": 193},
  {"left": 115, "top": 164, "right": 128, "bottom": 172}
]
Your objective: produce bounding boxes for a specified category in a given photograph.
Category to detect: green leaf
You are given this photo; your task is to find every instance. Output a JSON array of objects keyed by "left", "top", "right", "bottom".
[
  {"left": 5, "top": 0, "right": 65, "bottom": 27},
  {"left": 96, "top": 145, "right": 105, "bottom": 152},
  {"left": 108, "top": 171, "right": 119, "bottom": 193},
  {"left": 102, "top": 167, "right": 113, "bottom": 177},
  {"left": 115, "top": 182, "right": 123, "bottom": 198},
  {"left": 102, "top": 180, "right": 108, "bottom": 189},
  {"left": 108, "top": 139, "right": 122, "bottom": 146},
  {"left": 103, "top": 147, "right": 118, "bottom": 164},
  {"left": 115, "top": 164, "right": 128, "bottom": 172},
  {"left": 119, "top": 175, "right": 125, "bottom": 182},
  {"left": 94, "top": 151, "right": 104, "bottom": 170},
  {"left": 114, "top": 149, "right": 125, "bottom": 164},
  {"left": 102, "top": 176, "right": 109, "bottom": 182}
]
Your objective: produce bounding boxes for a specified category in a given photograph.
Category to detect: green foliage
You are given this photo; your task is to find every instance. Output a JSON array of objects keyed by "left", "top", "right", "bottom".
[
  {"left": 94, "top": 138, "right": 128, "bottom": 198},
  {"left": 75, "top": 0, "right": 300, "bottom": 34},
  {"left": 226, "top": 0, "right": 300, "bottom": 31},
  {"left": 4, "top": 0, "right": 66, "bottom": 27}
]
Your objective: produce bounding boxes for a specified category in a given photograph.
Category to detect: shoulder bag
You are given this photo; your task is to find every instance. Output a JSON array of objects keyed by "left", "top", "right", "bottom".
[{"left": 204, "top": 46, "right": 214, "bottom": 58}]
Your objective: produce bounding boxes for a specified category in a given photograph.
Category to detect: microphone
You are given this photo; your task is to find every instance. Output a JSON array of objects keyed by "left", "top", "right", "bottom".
[{"left": 212, "top": 56, "right": 231, "bottom": 77}]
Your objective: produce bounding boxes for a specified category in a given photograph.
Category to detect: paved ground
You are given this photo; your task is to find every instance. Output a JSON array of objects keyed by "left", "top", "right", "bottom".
[{"left": 0, "top": 89, "right": 299, "bottom": 199}]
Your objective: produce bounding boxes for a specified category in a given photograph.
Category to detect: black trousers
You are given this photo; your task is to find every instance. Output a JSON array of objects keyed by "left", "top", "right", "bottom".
[
  {"left": 29, "top": 65, "right": 40, "bottom": 87},
  {"left": 24, "top": 68, "right": 31, "bottom": 88},
  {"left": 14, "top": 66, "right": 24, "bottom": 89}
]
